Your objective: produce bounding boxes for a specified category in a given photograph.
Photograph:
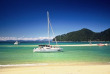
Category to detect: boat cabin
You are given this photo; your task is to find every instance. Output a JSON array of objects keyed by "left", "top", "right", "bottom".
[
  {"left": 38, "top": 45, "right": 56, "bottom": 49},
  {"left": 38, "top": 45, "right": 50, "bottom": 48}
]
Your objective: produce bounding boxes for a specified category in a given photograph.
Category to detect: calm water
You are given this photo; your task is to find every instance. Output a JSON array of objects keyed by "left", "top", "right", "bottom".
[{"left": 0, "top": 42, "right": 110, "bottom": 65}]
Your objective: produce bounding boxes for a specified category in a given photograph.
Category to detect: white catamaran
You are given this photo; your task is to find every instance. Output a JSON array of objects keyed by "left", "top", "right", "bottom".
[{"left": 33, "top": 11, "right": 63, "bottom": 52}]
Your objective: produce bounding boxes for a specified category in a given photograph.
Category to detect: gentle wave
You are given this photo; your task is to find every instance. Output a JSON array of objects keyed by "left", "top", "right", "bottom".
[{"left": 0, "top": 63, "right": 48, "bottom": 67}]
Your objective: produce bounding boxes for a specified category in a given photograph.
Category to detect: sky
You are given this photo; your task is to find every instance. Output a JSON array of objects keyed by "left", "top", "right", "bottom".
[{"left": 0, "top": 0, "right": 110, "bottom": 40}]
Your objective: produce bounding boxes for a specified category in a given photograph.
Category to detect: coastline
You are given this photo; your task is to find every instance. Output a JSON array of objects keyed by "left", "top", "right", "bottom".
[
  {"left": 53, "top": 41, "right": 110, "bottom": 42},
  {"left": 0, "top": 44, "right": 100, "bottom": 47},
  {"left": 1, "top": 62, "right": 110, "bottom": 67},
  {"left": 54, "top": 44, "right": 98, "bottom": 46}
]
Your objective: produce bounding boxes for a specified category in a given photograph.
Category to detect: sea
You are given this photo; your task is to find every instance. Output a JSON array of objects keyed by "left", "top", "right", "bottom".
[{"left": 0, "top": 41, "right": 110, "bottom": 65}]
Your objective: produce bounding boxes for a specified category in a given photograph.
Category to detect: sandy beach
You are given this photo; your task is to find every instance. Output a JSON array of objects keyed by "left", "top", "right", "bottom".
[
  {"left": 0, "top": 63, "right": 110, "bottom": 74},
  {"left": 54, "top": 44, "right": 98, "bottom": 46}
]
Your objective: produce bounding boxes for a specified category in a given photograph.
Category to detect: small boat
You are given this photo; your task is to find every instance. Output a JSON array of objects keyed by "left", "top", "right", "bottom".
[
  {"left": 97, "top": 43, "right": 105, "bottom": 46},
  {"left": 104, "top": 43, "right": 108, "bottom": 46},
  {"left": 14, "top": 41, "right": 18, "bottom": 45},
  {"left": 89, "top": 40, "right": 92, "bottom": 45},
  {"left": 33, "top": 11, "right": 63, "bottom": 52}
]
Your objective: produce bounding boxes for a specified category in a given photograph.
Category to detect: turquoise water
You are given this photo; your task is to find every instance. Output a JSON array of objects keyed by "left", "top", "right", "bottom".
[{"left": 0, "top": 42, "right": 110, "bottom": 65}]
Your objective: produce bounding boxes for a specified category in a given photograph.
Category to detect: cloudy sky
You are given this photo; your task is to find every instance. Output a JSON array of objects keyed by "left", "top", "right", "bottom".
[{"left": 0, "top": 0, "right": 110, "bottom": 40}]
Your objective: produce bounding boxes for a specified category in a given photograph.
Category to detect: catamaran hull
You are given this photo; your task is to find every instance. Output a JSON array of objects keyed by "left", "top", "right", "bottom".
[{"left": 33, "top": 48, "right": 62, "bottom": 52}]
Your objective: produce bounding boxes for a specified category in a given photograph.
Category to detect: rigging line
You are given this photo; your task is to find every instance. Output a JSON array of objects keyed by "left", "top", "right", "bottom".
[{"left": 49, "top": 20, "right": 58, "bottom": 45}]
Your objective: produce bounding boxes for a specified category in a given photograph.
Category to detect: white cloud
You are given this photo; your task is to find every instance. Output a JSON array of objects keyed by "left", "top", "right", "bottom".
[
  {"left": 0, "top": 37, "right": 17, "bottom": 41},
  {"left": 0, "top": 37, "right": 54, "bottom": 41}
]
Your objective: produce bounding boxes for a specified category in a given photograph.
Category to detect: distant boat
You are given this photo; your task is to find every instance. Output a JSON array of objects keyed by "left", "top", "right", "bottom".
[
  {"left": 89, "top": 40, "right": 92, "bottom": 45},
  {"left": 14, "top": 41, "right": 18, "bottom": 45},
  {"left": 33, "top": 11, "right": 63, "bottom": 52},
  {"left": 104, "top": 43, "right": 108, "bottom": 46},
  {"left": 97, "top": 43, "right": 105, "bottom": 46}
]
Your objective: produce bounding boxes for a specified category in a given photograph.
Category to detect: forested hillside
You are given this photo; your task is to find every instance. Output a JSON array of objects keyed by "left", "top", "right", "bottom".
[{"left": 53, "top": 28, "right": 110, "bottom": 41}]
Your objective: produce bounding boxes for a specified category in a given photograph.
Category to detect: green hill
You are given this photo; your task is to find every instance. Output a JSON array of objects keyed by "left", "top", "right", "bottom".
[{"left": 53, "top": 28, "right": 110, "bottom": 41}]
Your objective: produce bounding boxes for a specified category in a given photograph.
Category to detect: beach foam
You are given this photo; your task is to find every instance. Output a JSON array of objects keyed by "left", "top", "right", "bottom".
[{"left": 0, "top": 63, "right": 48, "bottom": 67}]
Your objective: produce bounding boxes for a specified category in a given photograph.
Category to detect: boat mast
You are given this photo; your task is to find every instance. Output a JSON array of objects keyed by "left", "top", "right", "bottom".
[{"left": 47, "top": 11, "right": 50, "bottom": 45}]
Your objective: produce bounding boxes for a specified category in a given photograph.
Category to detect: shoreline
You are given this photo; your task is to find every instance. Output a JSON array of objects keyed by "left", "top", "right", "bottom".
[
  {"left": 53, "top": 41, "right": 110, "bottom": 42},
  {"left": 0, "top": 44, "right": 102, "bottom": 47},
  {"left": 54, "top": 44, "right": 98, "bottom": 46},
  {"left": 1, "top": 62, "right": 110, "bottom": 67}
]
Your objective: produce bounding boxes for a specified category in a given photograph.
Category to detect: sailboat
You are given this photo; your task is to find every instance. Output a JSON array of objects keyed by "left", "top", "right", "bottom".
[
  {"left": 14, "top": 41, "right": 18, "bottom": 45},
  {"left": 14, "top": 37, "right": 19, "bottom": 45},
  {"left": 33, "top": 11, "right": 63, "bottom": 52},
  {"left": 89, "top": 40, "right": 92, "bottom": 45}
]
